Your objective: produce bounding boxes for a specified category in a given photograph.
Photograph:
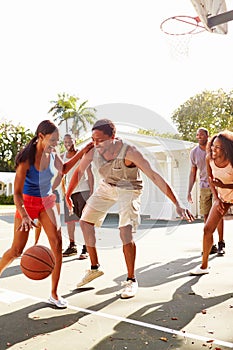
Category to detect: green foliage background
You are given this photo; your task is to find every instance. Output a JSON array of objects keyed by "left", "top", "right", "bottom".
[
  {"left": 171, "top": 89, "right": 233, "bottom": 142},
  {"left": 0, "top": 121, "right": 33, "bottom": 172}
]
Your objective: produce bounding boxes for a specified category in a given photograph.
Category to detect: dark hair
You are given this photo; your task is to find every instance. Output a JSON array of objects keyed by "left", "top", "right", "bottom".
[
  {"left": 207, "top": 130, "right": 233, "bottom": 167},
  {"left": 92, "top": 119, "right": 116, "bottom": 137},
  {"left": 64, "top": 134, "right": 73, "bottom": 138},
  {"left": 197, "top": 127, "right": 209, "bottom": 136},
  {"left": 15, "top": 120, "right": 58, "bottom": 168}
]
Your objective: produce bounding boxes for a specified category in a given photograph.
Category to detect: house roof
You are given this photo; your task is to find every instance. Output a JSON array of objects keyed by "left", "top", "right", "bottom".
[
  {"left": 146, "top": 137, "right": 195, "bottom": 153},
  {"left": 94, "top": 103, "right": 177, "bottom": 134}
]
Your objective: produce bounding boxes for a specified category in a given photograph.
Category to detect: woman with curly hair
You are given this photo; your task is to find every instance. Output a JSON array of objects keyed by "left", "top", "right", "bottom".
[{"left": 191, "top": 130, "right": 233, "bottom": 275}]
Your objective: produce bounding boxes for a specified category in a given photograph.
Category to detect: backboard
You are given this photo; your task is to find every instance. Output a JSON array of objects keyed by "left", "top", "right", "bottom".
[{"left": 190, "top": 0, "right": 233, "bottom": 34}]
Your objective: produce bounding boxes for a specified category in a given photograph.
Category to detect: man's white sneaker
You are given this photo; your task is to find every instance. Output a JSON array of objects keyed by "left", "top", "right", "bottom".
[
  {"left": 190, "top": 266, "right": 209, "bottom": 276},
  {"left": 76, "top": 269, "right": 104, "bottom": 287},
  {"left": 121, "top": 280, "right": 138, "bottom": 299}
]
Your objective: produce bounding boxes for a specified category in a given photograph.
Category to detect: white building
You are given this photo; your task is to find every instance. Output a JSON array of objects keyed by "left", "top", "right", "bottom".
[
  {"left": 0, "top": 133, "right": 199, "bottom": 219},
  {"left": 0, "top": 172, "right": 15, "bottom": 196}
]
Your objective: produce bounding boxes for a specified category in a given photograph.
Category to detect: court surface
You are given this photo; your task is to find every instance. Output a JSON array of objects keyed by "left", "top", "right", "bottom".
[{"left": 0, "top": 211, "right": 233, "bottom": 350}]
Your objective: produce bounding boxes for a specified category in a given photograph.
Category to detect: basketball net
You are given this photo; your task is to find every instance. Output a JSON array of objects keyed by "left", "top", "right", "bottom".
[
  {"left": 160, "top": 16, "right": 205, "bottom": 61},
  {"left": 163, "top": 33, "right": 193, "bottom": 61}
]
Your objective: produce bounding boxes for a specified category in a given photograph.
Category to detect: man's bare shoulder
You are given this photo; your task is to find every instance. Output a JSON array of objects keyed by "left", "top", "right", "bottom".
[
  {"left": 125, "top": 143, "right": 140, "bottom": 154},
  {"left": 125, "top": 144, "right": 144, "bottom": 163}
]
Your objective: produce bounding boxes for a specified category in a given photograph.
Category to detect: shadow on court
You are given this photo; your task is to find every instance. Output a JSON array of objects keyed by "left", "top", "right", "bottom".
[
  {"left": 1, "top": 214, "right": 233, "bottom": 349},
  {"left": 95, "top": 255, "right": 217, "bottom": 295},
  {"left": 92, "top": 277, "right": 233, "bottom": 350},
  {"left": 1, "top": 276, "right": 232, "bottom": 350}
]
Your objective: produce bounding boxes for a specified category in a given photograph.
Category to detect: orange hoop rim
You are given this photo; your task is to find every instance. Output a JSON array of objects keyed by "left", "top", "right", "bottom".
[{"left": 160, "top": 15, "right": 206, "bottom": 35}]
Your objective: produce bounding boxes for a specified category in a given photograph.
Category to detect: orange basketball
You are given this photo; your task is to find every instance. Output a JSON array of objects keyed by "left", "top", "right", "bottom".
[{"left": 20, "top": 245, "right": 55, "bottom": 280}]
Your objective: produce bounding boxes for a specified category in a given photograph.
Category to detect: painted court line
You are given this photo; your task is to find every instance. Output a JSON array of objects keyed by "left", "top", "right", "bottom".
[{"left": 0, "top": 287, "right": 233, "bottom": 348}]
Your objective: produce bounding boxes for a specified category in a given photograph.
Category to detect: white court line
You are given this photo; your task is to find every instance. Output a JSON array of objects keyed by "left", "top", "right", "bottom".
[{"left": 0, "top": 287, "right": 233, "bottom": 348}]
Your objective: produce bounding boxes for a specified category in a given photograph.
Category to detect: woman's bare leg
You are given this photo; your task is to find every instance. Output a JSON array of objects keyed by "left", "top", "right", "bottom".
[
  {"left": 39, "top": 207, "right": 62, "bottom": 300},
  {"left": 34, "top": 220, "right": 42, "bottom": 245},
  {"left": 0, "top": 216, "right": 29, "bottom": 275},
  {"left": 201, "top": 201, "right": 229, "bottom": 269}
]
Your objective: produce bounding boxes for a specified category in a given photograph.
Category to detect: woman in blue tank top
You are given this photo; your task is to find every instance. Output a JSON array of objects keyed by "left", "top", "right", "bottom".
[{"left": 0, "top": 120, "right": 93, "bottom": 308}]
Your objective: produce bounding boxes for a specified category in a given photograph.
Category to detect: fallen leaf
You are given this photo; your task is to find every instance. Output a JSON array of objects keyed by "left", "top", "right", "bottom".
[
  {"left": 171, "top": 317, "right": 178, "bottom": 320},
  {"left": 160, "top": 337, "right": 168, "bottom": 342},
  {"left": 202, "top": 309, "right": 207, "bottom": 314}
]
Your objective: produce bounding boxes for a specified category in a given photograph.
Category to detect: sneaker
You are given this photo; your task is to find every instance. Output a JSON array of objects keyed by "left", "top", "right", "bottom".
[
  {"left": 62, "top": 245, "right": 77, "bottom": 257},
  {"left": 190, "top": 266, "right": 209, "bottom": 275},
  {"left": 217, "top": 240, "right": 225, "bottom": 256},
  {"left": 210, "top": 244, "right": 218, "bottom": 254},
  {"left": 78, "top": 252, "right": 89, "bottom": 260},
  {"left": 121, "top": 280, "right": 138, "bottom": 299},
  {"left": 48, "top": 295, "right": 68, "bottom": 309},
  {"left": 76, "top": 269, "right": 104, "bottom": 287},
  {"left": 78, "top": 246, "right": 89, "bottom": 260}
]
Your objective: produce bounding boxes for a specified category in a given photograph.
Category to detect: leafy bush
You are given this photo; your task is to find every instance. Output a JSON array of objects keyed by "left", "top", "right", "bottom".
[{"left": 0, "top": 194, "right": 14, "bottom": 204}]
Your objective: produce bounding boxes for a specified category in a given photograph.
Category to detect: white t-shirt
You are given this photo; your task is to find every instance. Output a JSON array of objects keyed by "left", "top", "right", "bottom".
[{"left": 63, "top": 151, "right": 90, "bottom": 193}]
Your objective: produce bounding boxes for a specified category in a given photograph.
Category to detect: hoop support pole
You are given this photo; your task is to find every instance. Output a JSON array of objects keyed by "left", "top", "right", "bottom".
[{"left": 207, "top": 10, "right": 233, "bottom": 28}]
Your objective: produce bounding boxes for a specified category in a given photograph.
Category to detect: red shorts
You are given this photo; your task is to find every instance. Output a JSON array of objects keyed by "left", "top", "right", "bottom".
[{"left": 15, "top": 194, "right": 56, "bottom": 220}]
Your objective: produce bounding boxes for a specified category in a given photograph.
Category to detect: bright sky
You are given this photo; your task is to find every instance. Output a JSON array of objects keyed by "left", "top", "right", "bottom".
[{"left": 0, "top": 0, "right": 233, "bottom": 133}]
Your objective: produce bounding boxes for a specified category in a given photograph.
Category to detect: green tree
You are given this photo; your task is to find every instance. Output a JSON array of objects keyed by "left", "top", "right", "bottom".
[
  {"left": 48, "top": 93, "right": 97, "bottom": 137},
  {"left": 137, "top": 128, "right": 181, "bottom": 139},
  {"left": 0, "top": 121, "right": 33, "bottom": 172},
  {"left": 171, "top": 89, "right": 233, "bottom": 142}
]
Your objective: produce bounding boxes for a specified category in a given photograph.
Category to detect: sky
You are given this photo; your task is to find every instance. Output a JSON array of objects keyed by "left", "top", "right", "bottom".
[{"left": 0, "top": 0, "right": 233, "bottom": 133}]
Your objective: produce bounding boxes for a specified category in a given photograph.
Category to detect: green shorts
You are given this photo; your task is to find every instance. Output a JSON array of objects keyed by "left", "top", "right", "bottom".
[{"left": 199, "top": 188, "right": 212, "bottom": 216}]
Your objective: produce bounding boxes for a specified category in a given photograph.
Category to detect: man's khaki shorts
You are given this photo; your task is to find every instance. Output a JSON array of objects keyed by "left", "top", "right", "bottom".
[
  {"left": 80, "top": 180, "right": 142, "bottom": 232},
  {"left": 199, "top": 188, "right": 212, "bottom": 216}
]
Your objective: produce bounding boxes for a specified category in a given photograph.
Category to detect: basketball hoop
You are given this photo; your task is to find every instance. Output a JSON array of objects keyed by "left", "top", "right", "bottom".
[{"left": 160, "top": 15, "right": 205, "bottom": 60}]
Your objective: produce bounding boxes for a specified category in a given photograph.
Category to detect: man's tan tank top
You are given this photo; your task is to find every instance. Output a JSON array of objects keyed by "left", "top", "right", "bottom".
[{"left": 93, "top": 141, "right": 143, "bottom": 190}]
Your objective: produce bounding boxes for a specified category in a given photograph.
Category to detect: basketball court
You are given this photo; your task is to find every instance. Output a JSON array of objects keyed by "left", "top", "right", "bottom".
[{"left": 1, "top": 209, "right": 233, "bottom": 350}]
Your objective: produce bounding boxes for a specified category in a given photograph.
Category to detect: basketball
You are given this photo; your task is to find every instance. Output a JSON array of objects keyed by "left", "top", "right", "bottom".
[{"left": 20, "top": 245, "right": 55, "bottom": 280}]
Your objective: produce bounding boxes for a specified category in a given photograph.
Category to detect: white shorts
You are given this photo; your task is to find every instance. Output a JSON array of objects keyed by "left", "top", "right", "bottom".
[{"left": 80, "top": 180, "right": 142, "bottom": 231}]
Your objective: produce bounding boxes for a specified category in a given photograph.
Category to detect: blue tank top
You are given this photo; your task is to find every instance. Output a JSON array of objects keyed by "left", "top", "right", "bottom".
[{"left": 23, "top": 154, "right": 55, "bottom": 197}]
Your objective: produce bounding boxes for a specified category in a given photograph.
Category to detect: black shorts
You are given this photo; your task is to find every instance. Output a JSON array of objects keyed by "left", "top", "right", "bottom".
[
  {"left": 64, "top": 190, "right": 90, "bottom": 223},
  {"left": 53, "top": 189, "right": 61, "bottom": 203}
]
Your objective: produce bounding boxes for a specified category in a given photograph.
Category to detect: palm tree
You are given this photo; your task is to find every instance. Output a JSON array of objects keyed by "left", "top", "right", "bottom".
[{"left": 48, "top": 93, "right": 96, "bottom": 137}]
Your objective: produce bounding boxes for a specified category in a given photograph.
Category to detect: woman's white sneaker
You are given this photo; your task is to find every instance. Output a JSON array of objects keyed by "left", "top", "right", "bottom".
[
  {"left": 190, "top": 266, "right": 209, "bottom": 275},
  {"left": 121, "top": 280, "right": 138, "bottom": 299}
]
